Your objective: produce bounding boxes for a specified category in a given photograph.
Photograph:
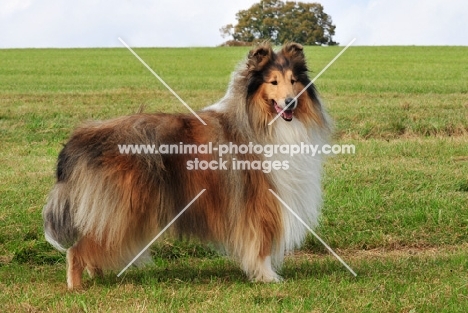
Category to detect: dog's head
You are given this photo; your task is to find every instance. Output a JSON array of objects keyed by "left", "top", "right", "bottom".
[{"left": 246, "top": 42, "right": 315, "bottom": 123}]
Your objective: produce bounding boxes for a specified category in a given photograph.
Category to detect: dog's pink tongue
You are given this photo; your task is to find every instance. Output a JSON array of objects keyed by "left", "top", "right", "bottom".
[
  {"left": 274, "top": 103, "right": 293, "bottom": 121},
  {"left": 282, "top": 110, "right": 293, "bottom": 120}
]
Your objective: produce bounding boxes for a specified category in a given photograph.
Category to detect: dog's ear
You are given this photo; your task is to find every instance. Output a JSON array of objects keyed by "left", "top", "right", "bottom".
[
  {"left": 247, "top": 43, "right": 273, "bottom": 71},
  {"left": 281, "top": 42, "right": 304, "bottom": 60}
]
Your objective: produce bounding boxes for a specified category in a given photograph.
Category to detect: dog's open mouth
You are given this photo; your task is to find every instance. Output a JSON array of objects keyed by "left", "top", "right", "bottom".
[{"left": 273, "top": 101, "right": 293, "bottom": 122}]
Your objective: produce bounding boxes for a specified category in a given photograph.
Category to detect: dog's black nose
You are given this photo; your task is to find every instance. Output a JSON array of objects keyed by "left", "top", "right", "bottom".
[{"left": 285, "top": 97, "right": 296, "bottom": 110}]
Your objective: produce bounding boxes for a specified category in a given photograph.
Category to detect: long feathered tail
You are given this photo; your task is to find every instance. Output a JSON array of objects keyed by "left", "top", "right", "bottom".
[{"left": 42, "top": 183, "right": 78, "bottom": 252}]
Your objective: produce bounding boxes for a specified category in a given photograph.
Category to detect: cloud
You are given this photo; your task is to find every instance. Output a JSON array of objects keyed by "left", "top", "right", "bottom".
[
  {"left": 0, "top": 0, "right": 467, "bottom": 48},
  {"left": 0, "top": 0, "right": 32, "bottom": 17},
  {"left": 0, "top": 0, "right": 257, "bottom": 48},
  {"left": 323, "top": 0, "right": 468, "bottom": 45}
]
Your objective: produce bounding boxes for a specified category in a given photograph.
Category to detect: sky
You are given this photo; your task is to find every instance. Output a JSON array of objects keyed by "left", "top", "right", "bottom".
[{"left": 1, "top": 0, "right": 467, "bottom": 48}]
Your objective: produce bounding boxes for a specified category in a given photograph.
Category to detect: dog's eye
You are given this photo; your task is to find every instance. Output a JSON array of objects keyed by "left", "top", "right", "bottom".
[
  {"left": 271, "top": 81, "right": 278, "bottom": 85},
  {"left": 291, "top": 79, "right": 296, "bottom": 84}
]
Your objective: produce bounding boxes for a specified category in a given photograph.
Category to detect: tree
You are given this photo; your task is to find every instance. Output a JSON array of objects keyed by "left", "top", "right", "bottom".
[{"left": 220, "top": 0, "right": 337, "bottom": 46}]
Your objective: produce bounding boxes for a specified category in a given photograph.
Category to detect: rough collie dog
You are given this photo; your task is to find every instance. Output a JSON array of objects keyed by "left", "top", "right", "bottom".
[{"left": 43, "top": 42, "right": 331, "bottom": 289}]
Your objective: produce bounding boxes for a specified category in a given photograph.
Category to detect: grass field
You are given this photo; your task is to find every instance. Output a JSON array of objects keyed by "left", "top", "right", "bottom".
[{"left": 0, "top": 45, "right": 467, "bottom": 312}]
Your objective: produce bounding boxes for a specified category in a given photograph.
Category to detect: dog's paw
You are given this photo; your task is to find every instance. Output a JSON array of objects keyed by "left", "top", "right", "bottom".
[{"left": 250, "top": 272, "right": 283, "bottom": 283}]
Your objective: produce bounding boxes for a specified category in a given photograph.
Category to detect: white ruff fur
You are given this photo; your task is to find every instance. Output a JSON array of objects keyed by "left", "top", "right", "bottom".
[{"left": 269, "top": 120, "right": 328, "bottom": 268}]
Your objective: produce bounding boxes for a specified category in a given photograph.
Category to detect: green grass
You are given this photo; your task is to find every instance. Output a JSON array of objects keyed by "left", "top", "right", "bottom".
[{"left": 1, "top": 46, "right": 467, "bottom": 312}]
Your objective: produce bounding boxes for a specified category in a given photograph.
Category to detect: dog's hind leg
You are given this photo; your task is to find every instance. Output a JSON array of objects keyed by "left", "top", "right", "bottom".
[
  {"left": 66, "top": 245, "right": 85, "bottom": 290},
  {"left": 66, "top": 236, "right": 105, "bottom": 289}
]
